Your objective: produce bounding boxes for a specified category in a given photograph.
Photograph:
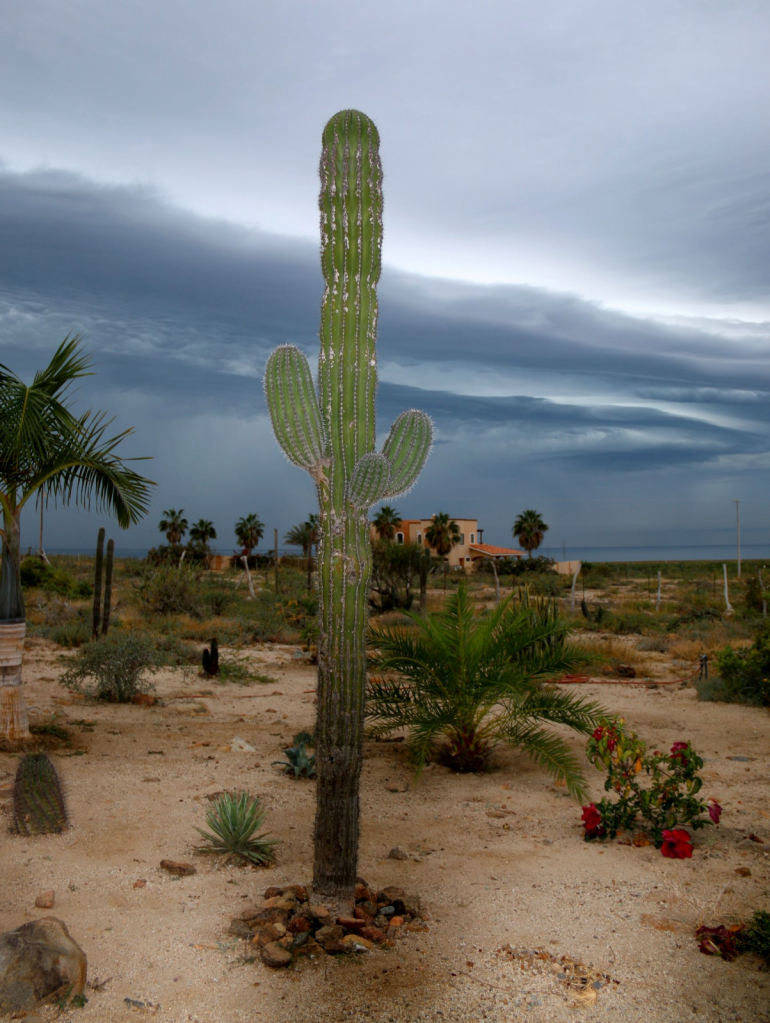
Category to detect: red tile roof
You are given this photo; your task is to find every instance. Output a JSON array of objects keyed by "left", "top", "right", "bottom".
[{"left": 469, "top": 544, "right": 524, "bottom": 558}]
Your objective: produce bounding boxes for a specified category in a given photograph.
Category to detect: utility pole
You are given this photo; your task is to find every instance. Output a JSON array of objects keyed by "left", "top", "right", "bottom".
[{"left": 734, "top": 499, "right": 741, "bottom": 577}]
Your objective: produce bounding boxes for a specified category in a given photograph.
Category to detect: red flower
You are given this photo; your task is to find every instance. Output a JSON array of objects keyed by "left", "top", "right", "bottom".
[
  {"left": 592, "top": 728, "right": 604, "bottom": 741},
  {"left": 670, "top": 741, "right": 689, "bottom": 764},
  {"left": 661, "top": 828, "right": 693, "bottom": 858},
  {"left": 581, "top": 803, "right": 606, "bottom": 838},
  {"left": 593, "top": 726, "right": 617, "bottom": 751},
  {"left": 708, "top": 800, "right": 722, "bottom": 824}
]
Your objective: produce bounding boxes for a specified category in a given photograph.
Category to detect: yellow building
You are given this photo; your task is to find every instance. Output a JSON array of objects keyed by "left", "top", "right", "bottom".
[{"left": 373, "top": 517, "right": 523, "bottom": 570}]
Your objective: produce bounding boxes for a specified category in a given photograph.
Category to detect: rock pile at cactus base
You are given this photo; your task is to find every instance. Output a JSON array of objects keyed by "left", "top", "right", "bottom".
[{"left": 228, "top": 881, "right": 428, "bottom": 968}]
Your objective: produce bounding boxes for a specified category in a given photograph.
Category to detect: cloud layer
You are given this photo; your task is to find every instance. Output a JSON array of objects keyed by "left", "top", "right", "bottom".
[{"left": 1, "top": 167, "right": 767, "bottom": 554}]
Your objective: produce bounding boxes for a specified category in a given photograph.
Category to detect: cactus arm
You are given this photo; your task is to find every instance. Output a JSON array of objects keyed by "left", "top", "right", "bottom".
[
  {"left": 347, "top": 452, "right": 391, "bottom": 509},
  {"left": 382, "top": 409, "right": 433, "bottom": 498},
  {"left": 264, "top": 345, "right": 328, "bottom": 475}
]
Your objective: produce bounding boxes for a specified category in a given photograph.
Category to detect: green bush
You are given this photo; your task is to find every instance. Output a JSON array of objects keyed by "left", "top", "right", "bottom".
[
  {"left": 709, "top": 627, "right": 770, "bottom": 705},
  {"left": 59, "top": 631, "right": 160, "bottom": 702},
  {"left": 20, "top": 559, "right": 91, "bottom": 598},
  {"left": 136, "top": 564, "right": 202, "bottom": 617}
]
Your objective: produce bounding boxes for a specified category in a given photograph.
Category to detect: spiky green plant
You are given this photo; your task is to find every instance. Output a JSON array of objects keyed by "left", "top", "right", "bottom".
[
  {"left": 195, "top": 791, "right": 277, "bottom": 866},
  {"left": 264, "top": 110, "right": 432, "bottom": 900},
  {"left": 13, "top": 752, "right": 68, "bottom": 835},
  {"left": 272, "top": 739, "right": 317, "bottom": 779},
  {"left": 367, "top": 585, "right": 603, "bottom": 799}
]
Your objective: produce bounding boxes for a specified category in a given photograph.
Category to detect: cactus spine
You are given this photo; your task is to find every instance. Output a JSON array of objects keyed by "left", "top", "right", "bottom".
[
  {"left": 13, "top": 752, "right": 68, "bottom": 835},
  {"left": 92, "top": 527, "right": 105, "bottom": 639},
  {"left": 101, "top": 538, "right": 114, "bottom": 635},
  {"left": 264, "top": 111, "right": 432, "bottom": 901}
]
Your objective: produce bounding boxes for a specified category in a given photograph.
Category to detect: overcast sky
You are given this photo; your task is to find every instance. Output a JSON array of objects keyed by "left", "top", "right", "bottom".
[{"left": 2, "top": 0, "right": 769, "bottom": 556}]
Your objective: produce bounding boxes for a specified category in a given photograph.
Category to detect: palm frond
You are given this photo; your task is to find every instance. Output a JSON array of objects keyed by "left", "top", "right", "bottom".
[{"left": 503, "top": 721, "right": 590, "bottom": 801}]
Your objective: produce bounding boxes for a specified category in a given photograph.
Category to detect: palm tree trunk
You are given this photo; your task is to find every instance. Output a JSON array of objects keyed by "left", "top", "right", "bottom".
[{"left": 0, "top": 506, "right": 30, "bottom": 742}]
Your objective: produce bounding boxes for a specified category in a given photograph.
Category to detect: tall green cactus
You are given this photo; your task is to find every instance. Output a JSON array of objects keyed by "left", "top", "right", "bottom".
[
  {"left": 92, "top": 527, "right": 105, "bottom": 639},
  {"left": 264, "top": 111, "right": 432, "bottom": 901},
  {"left": 101, "top": 538, "right": 115, "bottom": 635}
]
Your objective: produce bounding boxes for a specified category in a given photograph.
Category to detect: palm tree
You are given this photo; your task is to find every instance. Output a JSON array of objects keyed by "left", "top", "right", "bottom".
[
  {"left": 425, "top": 512, "right": 461, "bottom": 589},
  {"left": 190, "top": 519, "right": 217, "bottom": 565},
  {"left": 159, "top": 509, "right": 188, "bottom": 545},
  {"left": 372, "top": 505, "right": 400, "bottom": 541},
  {"left": 285, "top": 517, "right": 319, "bottom": 590},
  {"left": 368, "top": 585, "right": 602, "bottom": 796},
  {"left": 513, "top": 509, "right": 549, "bottom": 558},
  {"left": 235, "top": 513, "right": 265, "bottom": 556},
  {"left": 0, "top": 336, "right": 154, "bottom": 741}
]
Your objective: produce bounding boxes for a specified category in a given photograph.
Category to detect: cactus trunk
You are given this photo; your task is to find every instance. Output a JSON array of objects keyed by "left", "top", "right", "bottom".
[
  {"left": 101, "top": 538, "right": 114, "bottom": 635},
  {"left": 265, "top": 111, "right": 433, "bottom": 904},
  {"left": 92, "top": 527, "right": 105, "bottom": 639},
  {"left": 0, "top": 505, "right": 30, "bottom": 742}
]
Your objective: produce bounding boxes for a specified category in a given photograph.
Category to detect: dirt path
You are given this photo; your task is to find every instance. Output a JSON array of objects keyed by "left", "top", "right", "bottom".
[{"left": 1, "top": 638, "right": 768, "bottom": 1022}]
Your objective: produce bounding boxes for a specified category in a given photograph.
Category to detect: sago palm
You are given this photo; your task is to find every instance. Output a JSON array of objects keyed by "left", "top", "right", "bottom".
[
  {"left": 235, "top": 513, "right": 264, "bottom": 555},
  {"left": 367, "top": 584, "right": 602, "bottom": 798},
  {"left": 513, "top": 509, "right": 549, "bottom": 558},
  {"left": 0, "top": 336, "right": 154, "bottom": 741},
  {"left": 159, "top": 509, "right": 188, "bottom": 544}
]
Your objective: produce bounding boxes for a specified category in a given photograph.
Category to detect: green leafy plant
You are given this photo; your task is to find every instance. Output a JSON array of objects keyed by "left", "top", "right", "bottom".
[
  {"left": 367, "top": 584, "right": 602, "bottom": 797},
  {"left": 136, "top": 563, "right": 202, "bottom": 617},
  {"left": 20, "top": 559, "right": 92, "bottom": 598},
  {"left": 583, "top": 717, "right": 720, "bottom": 851},
  {"left": 59, "top": 631, "right": 159, "bottom": 702},
  {"left": 195, "top": 791, "right": 277, "bottom": 865},
  {"left": 272, "top": 738, "right": 317, "bottom": 778},
  {"left": 741, "top": 909, "right": 770, "bottom": 964},
  {"left": 13, "top": 752, "right": 68, "bottom": 835},
  {"left": 710, "top": 626, "right": 770, "bottom": 705}
]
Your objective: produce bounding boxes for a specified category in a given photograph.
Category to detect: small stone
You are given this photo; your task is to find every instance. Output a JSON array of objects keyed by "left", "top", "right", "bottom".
[
  {"left": 337, "top": 916, "right": 365, "bottom": 933},
  {"left": 341, "top": 933, "right": 373, "bottom": 951},
  {"left": 354, "top": 882, "right": 372, "bottom": 902},
  {"left": 388, "top": 847, "right": 409, "bottom": 860},
  {"left": 373, "top": 914, "right": 389, "bottom": 928},
  {"left": 160, "top": 859, "right": 196, "bottom": 876},
  {"left": 263, "top": 886, "right": 283, "bottom": 899},
  {"left": 379, "top": 905, "right": 395, "bottom": 918},
  {"left": 229, "top": 919, "right": 253, "bottom": 939},
  {"left": 34, "top": 891, "right": 55, "bottom": 909},
  {"left": 307, "top": 904, "right": 331, "bottom": 923},
  {"left": 278, "top": 934, "right": 294, "bottom": 950},
  {"left": 405, "top": 922, "right": 429, "bottom": 933},
  {"left": 287, "top": 916, "right": 311, "bottom": 935},
  {"left": 735, "top": 867, "right": 752, "bottom": 877},
  {"left": 315, "top": 924, "right": 344, "bottom": 947},
  {"left": 378, "top": 886, "right": 406, "bottom": 904},
  {"left": 0, "top": 918, "right": 87, "bottom": 1013},
  {"left": 354, "top": 905, "right": 374, "bottom": 922},
  {"left": 359, "top": 925, "right": 385, "bottom": 944},
  {"left": 132, "top": 879, "right": 147, "bottom": 889},
  {"left": 388, "top": 916, "right": 404, "bottom": 929},
  {"left": 260, "top": 941, "right": 292, "bottom": 968},
  {"left": 385, "top": 784, "right": 401, "bottom": 793},
  {"left": 281, "top": 884, "right": 308, "bottom": 902}
]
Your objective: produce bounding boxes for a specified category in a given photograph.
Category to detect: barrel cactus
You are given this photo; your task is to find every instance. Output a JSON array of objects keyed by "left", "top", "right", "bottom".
[
  {"left": 264, "top": 110, "right": 432, "bottom": 900},
  {"left": 14, "top": 752, "right": 68, "bottom": 835}
]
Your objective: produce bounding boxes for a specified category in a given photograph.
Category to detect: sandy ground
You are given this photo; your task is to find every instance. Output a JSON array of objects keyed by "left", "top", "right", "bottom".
[{"left": 1, "top": 637, "right": 769, "bottom": 1023}]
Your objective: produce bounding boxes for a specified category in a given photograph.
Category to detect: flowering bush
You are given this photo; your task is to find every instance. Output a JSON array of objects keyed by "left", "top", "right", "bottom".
[{"left": 581, "top": 717, "right": 721, "bottom": 854}]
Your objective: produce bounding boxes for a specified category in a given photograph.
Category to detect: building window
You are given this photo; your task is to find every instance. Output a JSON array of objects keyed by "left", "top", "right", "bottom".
[
  {"left": 460, "top": 533, "right": 465, "bottom": 545},
  {"left": 396, "top": 532, "right": 404, "bottom": 544},
  {"left": 470, "top": 533, "right": 475, "bottom": 544},
  {"left": 416, "top": 533, "right": 422, "bottom": 544},
  {"left": 465, "top": 556, "right": 471, "bottom": 563}
]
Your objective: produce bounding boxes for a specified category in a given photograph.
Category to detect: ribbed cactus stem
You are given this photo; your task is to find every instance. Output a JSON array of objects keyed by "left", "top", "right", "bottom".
[
  {"left": 101, "top": 538, "right": 114, "bottom": 635},
  {"left": 92, "top": 527, "right": 105, "bottom": 639},
  {"left": 13, "top": 752, "right": 68, "bottom": 835},
  {"left": 264, "top": 110, "right": 433, "bottom": 903}
]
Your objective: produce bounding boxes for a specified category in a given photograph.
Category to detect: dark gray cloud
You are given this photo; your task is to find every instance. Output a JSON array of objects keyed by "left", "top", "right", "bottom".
[{"left": 0, "top": 166, "right": 768, "bottom": 554}]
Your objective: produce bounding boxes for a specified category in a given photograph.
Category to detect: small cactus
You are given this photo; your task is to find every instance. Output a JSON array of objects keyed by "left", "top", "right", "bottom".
[
  {"left": 202, "top": 637, "right": 219, "bottom": 677},
  {"left": 92, "top": 527, "right": 105, "bottom": 638},
  {"left": 101, "top": 538, "right": 115, "bottom": 635},
  {"left": 13, "top": 752, "right": 68, "bottom": 835},
  {"left": 272, "top": 738, "right": 317, "bottom": 779}
]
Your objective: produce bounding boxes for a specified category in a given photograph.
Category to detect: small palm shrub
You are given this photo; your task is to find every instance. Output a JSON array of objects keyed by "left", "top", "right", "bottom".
[
  {"left": 195, "top": 791, "right": 277, "bottom": 865},
  {"left": 59, "top": 631, "right": 159, "bottom": 702},
  {"left": 367, "top": 584, "right": 602, "bottom": 797}
]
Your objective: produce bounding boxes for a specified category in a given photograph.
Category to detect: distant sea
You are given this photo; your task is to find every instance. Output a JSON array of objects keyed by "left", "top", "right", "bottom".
[{"left": 40, "top": 543, "right": 770, "bottom": 564}]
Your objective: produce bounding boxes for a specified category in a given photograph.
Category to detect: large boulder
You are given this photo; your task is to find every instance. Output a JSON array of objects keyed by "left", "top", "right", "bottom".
[{"left": 0, "top": 917, "right": 87, "bottom": 1013}]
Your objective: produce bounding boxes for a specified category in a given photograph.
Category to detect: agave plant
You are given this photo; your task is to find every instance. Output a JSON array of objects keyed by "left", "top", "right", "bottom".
[
  {"left": 272, "top": 737, "right": 317, "bottom": 779},
  {"left": 367, "top": 584, "right": 603, "bottom": 799},
  {"left": 194, "top": 791, "right": 277, "bottom": 866}
]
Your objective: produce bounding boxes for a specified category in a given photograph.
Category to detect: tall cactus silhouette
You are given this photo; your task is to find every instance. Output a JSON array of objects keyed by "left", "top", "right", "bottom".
[{"left": 265, "top": 110, "right": 432, "bottom": 900}]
